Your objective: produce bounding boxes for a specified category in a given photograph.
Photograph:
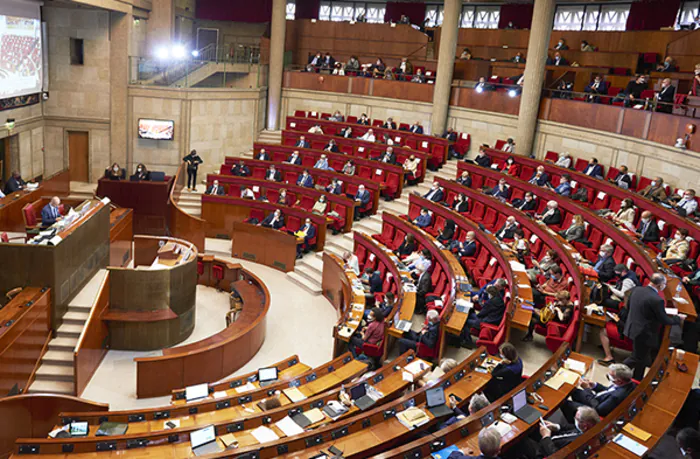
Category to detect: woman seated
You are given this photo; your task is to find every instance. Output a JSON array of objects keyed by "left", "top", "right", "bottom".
[
  {"left": 418, "top": 358, "right": 457, "bottom": 387},
  {"left": 437, "top": 219, "right": 456, "bottom": 245},
  {"left": 349, "top": 307, "right": 386, "bottom": 362},
  {"left": 483, "top": 343, "right": 523, "bottom": 401},
  {"left": 452, "top": 193, "right": 469, "bottom": 213},
  {"left": 105, "top": 162, "right": 123, "bottom": 180},
  {"left": 522, "top": 290, "right": 574, "bottom": 342},
  {"left": 507, "top": 228, "right": 530, "bottom": 264},
  {"left": 527, "top": 249, "right": 561, "bottom": 281},
  {"left": 459, "top": 48, "right": 472, "bottom": 60},
  {"left": 395, "top": 233, "right": 417, "bottom": 259},
  {"left": 311, "top": 195, "right": 328, "bottom": 215},
  {"left": 403, "top": 155, "right": 420, "bottom": 185},
  {"left": 559, "top": 214, "right": 587, "bottom": 244},
  {"left": 342, "top": 160, "right": 356, "bottom": 176},
  {"left": 132, "top": 163, "right": 149, "bottom": 181},
  {"left": 598, "top": 292, "right": 630, "bottom": 366},
  {"left": 660, "top": 228, "right": 690, "bottom": 265},
  {"left": 598, "top": 198, "right": 635, "bottom": 231},
  {"left": 500, "top": 156, "right": 519, "bottom": 176}
]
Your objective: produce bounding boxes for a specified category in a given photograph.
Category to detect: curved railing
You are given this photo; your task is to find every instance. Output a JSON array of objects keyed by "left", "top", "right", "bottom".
[{"left": 168, "top": 162, "right": 206, "bottom": 251}]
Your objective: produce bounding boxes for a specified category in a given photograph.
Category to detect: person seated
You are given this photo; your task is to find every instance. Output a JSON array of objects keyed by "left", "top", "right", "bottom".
[
  {"left": 528, "top": 166, "right": 550, "bottom": 186},
  {"left": 311, "top": 195, "right": 328, "bottom": 215},
  {"left": 205, "top": 179, "right": 225, "bottom": 196},
  {"left": 265, "top": 165, "right": 282, "bottom": 182},
  {"left": 396, "top": 57, "right": 413, "bottom": 77},
  {"left": 489, "top": 178, "right": 511, "bottom": 201},
  {"left": 398, "top": 308, "right": 439, "bottom": 353},
  {"left": 260, "top": 209, "right": 284, "bottom": 229},
  {"left": 608, "top": 165, "right": 632, "bottom": 190},
  {"left": 295, "top": 218, "right": 316, "bottom": 258},
  {"left": 502, "top": 138, "right": 515, "bottom": 153},
  {"left": 313, "top": 154, "right": 331, "bottom": 170},
  {"left": 452, "top": 193, "right": 469, "bottom": 213},
  {"left": 460, "top": 285, "right": 505, "bottom": 349},
  {"left": 552, "top": 173, "right": 572, "bottom": 197},
  {"left": 554, "top": 38, "right": 569, "bottom": 50},
  {"left": 307, "top": 124, "right": 323, "bottom": 134},
  {"left": 307, "top": 52, "right": 322, "bottom": 70},
  {"left": 324, "top": 139, "right": 339, "bottom": 153},
  {"left": 403, "top": 155, "right": 420, "bottom": 184},
  {"left": 418, "top": 358, "right": 458, "bottom": 387},
  {"left": 670, "top": 189, "right": 698, "bottom": 217},
  {"left": 325, "top": 178, "right": 342, "bottom": 195},
  {"left": 527, "top": 249, "right": 561, "bottom": 280},
  {"left": 296, "top": 169, "right": 314, "bottom": 188},
  {"left": 459, "top": 48, "right": 472, "bottom": 60},
  {"left": 605, "top": 197, "right": 636, "bottom": 230},
  {"left": 339, "top": 126, "right": 353, "bottom": 138},
  {"left": 602, "top": 263, "right": 640, "bottom": 310},
  {"left": 343, "top": 250, "right": 360, "bottom": 275},
  {"left": 371, "top": 58, "right": 386, "bottom": 78},
  {"left": 294, "top": 136, "right": 310, "bottom": 149},
  {"left": 277, "top": 188, "right": 290, "bottom": 206},
  {"left": 286, "top": 150, "right": 302, "bottom": 165},
  {"left": 560, "top": 364, "right": 636, "bottom": 422},
  {"left": 321, "top": 52, "right": 335, "bottom": 70},
  {"left": 359, "top": 129, "right": 376, "bottom": 142},
  {"left": 382, "top": 117, "right": 397, "bottom": 130},
  {"left": 329, "top": 110, "right": 344, "bottom": 122},
  {"left": 583, "top": 157, "right": 603, "bottom": 178},
  {"left": 423, "top": 181, "right": 444, "bottom": 202},
  {"left": 657, "top": 56, "right": 678, "bottom": 73},
  {"left": 395, "top": 233, "right": 417, "bottom": 259},
  {"left": 447, "top": 426, "right": 502, "bottom": 459},
  {"left": 411, "top": 69, "right": 425, "bottom": 83},
  {"left": 443, "top": 127, "right": 458, "bottom": 142},
  {"left": 675, "top": 428, "right": 700, "bottom": 459},
  {"left": 559, "top": 214, "right": 586, "bottom": 243},
  {"left": 373, "top": 291, "right": 397, "bottom": 321},
  {"left": 617, "top": 75, "right": 648, "bottom": 107},
  {"left": 256, "top": 148, "right": 270, "bottom": 161},
  {"left": 482, "top": 343, "right": 524, "bottom": 401},
  {"left": 513, "top": 191, "right": 537, "bottom": 212},
  {"left": 408, "top": 121, "right": 424, "bottom": 134},
  {"left": 580, "top": 40, "right": 595, "bottom": 51},
  {"left": 384, "top": 69, "right": 396, "bottom": 81},
  {"left": 349, "top": 307, "right": 386, "bottom": 359},
  {"left": 474, "top": 146, "right": 492, "bottom": 168},
  {"left": 591, "top": 244, "right": 616, "bottom": 282},
  {"left": 660, "top": 228, "right": 690, "bottom": 265},
  {"left": 240, "top": 186, "right": 255, "bottom": 199},
  {"left": 532, "top": 265, "right": 568, "bottom": 306},
  {"left": 378, "top": 147, "right": 396, "bottom": 165},
  {"left": 345, "top": 56, "right": 360, "bottom": 73},
  {"left": 639, "top": 176, "right": 667, "bottom": 201},
  {"left": 507, "top": 228, "right": 530, "bottom": 263},
  {"left": 636, "top": 210, "right": 660, "bottom": 243},
  {"left": 454, "top": 231, "right": 478, "bottom": 258},
  {"left": 495, "top": 216, "right": 518, "bottom": 241},
  {"left": 512, "top": 52, "right": 526, "bottom": 64},
  {"left": 413, "top": 207, "right": 432, "bottom": 228},
  {"left": 554, "top": 153, "right": 572, "bottom": 168},
  {"left": 584, "top": 74, "right": 609, "bottom": 104},
  {"left": 522, "top": 406, "right": 600, "bottom": 458},
  {"left": 547, "top": 52, "right": 568, "bottom": 66},
  {"left": 4, "top": 171, "right": 27, "bottom": 194},
  {"left": 437, "top": 219, "right": 456, "bottom": 245},
  {"left": 41, "top": 196, "right": 63, "bottom": 228},
  {"left": 406, "top": 249, "right": 433, "bottom": 277},
  {"left": 500, "top": 156, "right": 519, "bottom": 176},
  {"left": 360, "top": 267, "right": 382, "bottom": 296},
  {"left": 537, "top": 200, "right": 562, "bottom": 226},
  {"left": 357, "top": 113, "right": 370, "bottom": 125},
  {"left": 656, "top": 77, "right": 676, "bottom": 113},
  {"left": 105, "top": 162, "right": 124, "bottom": 180},
  {"left": 342, "top": 160, "right": 356, "bottom": 176},
  {"left": 353, "top": 185, "right": 371, "bottom": 220},
  {"left": 475, "top": 76, "right": 495, "bottom": 92},
  {"left": 457, "top": 171, "right": 472, "bottom": 187},
  {"left": 230, "top": 160, "right": 250, "bottom": 177},
  {"left": 523, "top": 290, "right": 574, "bottom": 342}
]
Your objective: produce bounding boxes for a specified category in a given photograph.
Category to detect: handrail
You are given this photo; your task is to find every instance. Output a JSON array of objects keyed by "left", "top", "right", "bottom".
[
  {"left": 167, "top": 162, "right": 206, "bottom": 251},
  {"left": 72, "top": 273, "right": 109, "bottom": 355}
]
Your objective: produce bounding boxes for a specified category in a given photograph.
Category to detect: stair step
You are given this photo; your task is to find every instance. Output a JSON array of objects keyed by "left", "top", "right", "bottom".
[
  {"left": 48, "top": 337, "right": 78, "bottom": 351},
  {"left": 286, "top": 271, "right": 322, "bottom": 295},
  {"left": 27, "top": 379, "right": 74, "bottom": 395},
  {"left": 327, "top": 238, "right": 353, "bottom": 253},
  {"left": 355, "top": 219, "right": 382, "bottom": 234},
  {"left": 297, "top": 255, "right": 324, "bottom": 276},
  {"left": 67, "top": 304, "right": 92, "bottom": 313},
  {"left": 324, "top": 245, "right": 345, "bottom": 258},
  {"left": 42, "top": 350, "right": 75, "bottom": 366},
  {"left": 62, "top": 311, "right": 89, "bottom": 325},
  {"left": 35, "top": 363, "right": 75, "bottom": 382},
  {"left": 56, "top": 324, "right": 83, "bottom": 339},
  {"left": 294, "top": 264, "right": 322, "bottom": 284}
]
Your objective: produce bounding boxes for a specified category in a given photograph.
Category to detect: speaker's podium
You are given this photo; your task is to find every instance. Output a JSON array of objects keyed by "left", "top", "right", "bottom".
[{"left": 96, "top": 176, "right": 173, "bottom": 235}]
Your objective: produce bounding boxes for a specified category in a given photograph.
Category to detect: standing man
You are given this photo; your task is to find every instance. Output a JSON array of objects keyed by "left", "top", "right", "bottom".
[
  {"left": 623, "top": 273, "right": 685, "bottom": 380},
  {"left": 183, "top": 149, "right": 203, "bottom": 192}
]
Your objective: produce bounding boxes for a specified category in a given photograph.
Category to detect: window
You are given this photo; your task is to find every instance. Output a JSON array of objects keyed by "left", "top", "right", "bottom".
[
  {"left": 460, "top": 8, "right": 475, "bottom": 28},
  {"left": 286, "top": 0, "right": 296, "bottom": 20},
  {"left": 553, "top": 3, "right": 630, "bottom": 31},
  {"left": 424, "top": 5, "right": 442, "bottom": 27},
  {"left": 677, "top": 1, "right": 700, "bottom": 26},
  {"left": 70, "top": 38, "right": 84, "bottom": 65},
  {"left": 598, "top": 4, "right": 629, "bottom": 31},
  {"left": 553, "top": 5, "right": 585, "bottom": 31},
  {"left": 473, "top": 6, "right": 499, "bottom": 29},
  {"left": 318, "top": 1, "right": 385, "bottom": 23}
]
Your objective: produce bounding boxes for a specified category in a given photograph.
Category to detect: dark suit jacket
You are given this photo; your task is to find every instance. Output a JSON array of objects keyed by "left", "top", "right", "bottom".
[
  {"left": 379, "top": 152, "right": 396, "bottom": 164},
  {"left": 491, "top": 186, "right": 510, "bottom": 200},
  {"left": 637, "top": 219, "right": 660, "bottom": 243},
  {"left": 453, "top": 201, "right": 469, "bottom": 213},
  {"left": 368, "top": 272, "right": 382, "bottom": 293},
  {"left": 355, "top": 190, "right": 370, "bottom": 206},
  {"left": 595, "top": 256, "right": 616, "bottom": 283},
  {"left": 206, "top": 185, "right": 225, "bottom": 196},
  {"left": 583, "top": 164, "right": 603, "bottom": 178},
  {"left": 547, "top": 56, "right": 568, "bottom": 66},
  {"left": 287, "top": 155, "right": 302, "bottom": 165},
  {"left": 231, "top": 165, "right": 250, "bottom": 176},
  {"left": 324, "top": 144, "right": 339, "bottom": 153},
  {"left": 624, "top": 286, "right": 681, "bottom": 340},
  {"left": 326, "top": 184, "right": 342, "bottom": 195},
  {"left": 584, "top": 81, "right": 609, "bottom": 95},
  {"left": 514, "top": 199, "right": 537, "bottom": 211},
  {"left": 658, "top": 85, "right": 676, "bottom": 104},
  {"left": 475, "top": 155, "right": 492, "bottom": 168},
  {"left": 418, "top": 321, "right": 439, "bottom": 349},
  {"left": 529, "top": 172, "right": 550, "bottom": 187},
  {"left": 41, "top": 204, "right": 60, "bottom": 227},
  {"left": 300, "top": 223, "right": 316, "bottom": 242},
  {"left": 571, "top": 382, "right": 636, "bottom": 417},
  {"left": 266, "top": 170, "right": 282, "bottom": 182},
  {"left": 383, "top": 122, "right": 397, "bottom": 129},
  {"left": 424, "top": 188, "right": 444, "bottom": 202},
  {"left": 541, "top": 208, "right": 562, "bottom": 226},
  {"left": 458, "top": 240, "right": 477, "bottom": 257},
  {"left": 4, "top": 176, "right": 26, "bottom": 194},
  {"left": 396, "top": 239, "right": 417, "bottom": 257},
  {"left": 477, "top": 295, "right": 505, "bottom": 325},
  {"left": 496, "top": 223, "right": 517, "bottom": 240},
  {"left": 295, "top": 141, "right": 310, "bottom": 149},
  {"left": 444, "top": 132, "right": 457, "bottom": 142},
  {"left": 409, "top": 125, "right": 424, "bottom": 134},
  {"left": 357, "top": 118, "right": 370, "bottom": 125},
  {"left": 256, "top": 152, "right": 270, "bottom": 161},
  {"left": 539, "top": 423, "right": 582, "bottom": 457},
  {"left": 261, "top": 213, "right": 284, "bottom": 229},
  {"left": 297, "top": 175, "right": 314, "bottom": 188},
  {"left": 613, "top": 172, "right": 632, "bottom": 189},
  {"left": 485, "top": 359, "right": 523, "bottom": 400},
  {"left": 457, "top": 176, "right": 472, "bottom": 187}
]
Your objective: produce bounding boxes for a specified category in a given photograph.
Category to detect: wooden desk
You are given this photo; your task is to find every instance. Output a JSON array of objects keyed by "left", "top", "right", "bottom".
[
  {"left": 96, "top": 177, "right": 173, "bottom": 236},
  {"left": 0, "top": 170, "right": 70, "bottom": 232},
  {"left": 108, "top": 208, "right": 132, "bottom": 267},
  {"left": 453, "top": 59, "right": 493, "bottom": 80},
  {"left": 229, "top": 221, "right": 298, "bottom": 272}
]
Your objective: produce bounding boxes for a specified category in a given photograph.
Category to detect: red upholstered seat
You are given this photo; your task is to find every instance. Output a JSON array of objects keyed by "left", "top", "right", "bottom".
[
  {"left": 22, "top": 203, "right": 38, "bottom": 228},
  {"left": 197, "top": 261, "right": 204, "bottom": 276}
]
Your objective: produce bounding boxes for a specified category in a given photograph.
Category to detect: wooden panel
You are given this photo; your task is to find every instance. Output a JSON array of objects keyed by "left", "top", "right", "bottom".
[
  {"left": 109, "top": 208, "right": 133, "bottom": 267},
  {"left": 73, "top": 275, "right": 110, "bottom": 397},
  {"left": 620, "top": 108, "right": 649, "bottom": 138},
  {"left": 67, "top": 132, "right": 88, "bottom": 182},
  {"left": 371, "top": 79, "right": 434, "bottom": 102},
  {"left": 646, "top": 111, "right": 695, "bottom": 151},
  {"left": 169, "top": 162, "right": 206, "bottom": 252},
  {"left": 451, "top": 86, "right": 520, "bottom": 116},
  {"left": 545, "top": 98, "right": 621, "bottom": 133},
  {"left": 286, "top": 71, "right": 351, "bottom": 93},
  {"left": 230, "top": 222, "right": 297, "bottom": 272}
]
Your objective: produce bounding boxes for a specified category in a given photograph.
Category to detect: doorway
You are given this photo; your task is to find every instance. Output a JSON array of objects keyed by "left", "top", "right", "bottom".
[
  {"left": 196, "top": 28, "right": 219, "bottom": 55},
  {"left": 68, "top": 131, "right": 89, "bottom": 182}
]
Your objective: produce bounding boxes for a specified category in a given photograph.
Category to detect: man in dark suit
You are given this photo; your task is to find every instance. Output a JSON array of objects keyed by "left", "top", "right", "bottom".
[
  {"left": 636, "top": 211, "right": 660, "bottom": 243},
  {"left": 412, "top": 264, "right": 433, "bottom": 314},
  {"left": 528, "top": 166, "right": 550, "bottom": 186},
  {"left": 324, "top": 140, "right": 339, "bottom": 153},
  {"left": 538, "top": 200, "right": 562, "bottom": 226},
  {"left": 183, "top": 149, "right": 203, "bottom": 191},
  {"left": 456, "top": 231, "right": 478, "bottom": 258},
  {"left": 325, "top": 178, "right": 342, "bottom": 195},
  {"left": 296, "top": 170, "right": 314, "bottom": 188},
  {"left": 321, "top": 52, "right": 335, "bottom": 70},
  {"left": 624, "top": 274, "right": 685, "bottom": 380},
  {"left": 230, "top": 160, "right": 250, "bottom": 177},
  {"left": 583, "top": 158, "right": 603, "bottom": 178},
  {"left": 357, "top": 114, "right": 370, "bottom": 125},
  {"left": 490, "top": 178, "right": 511, "bottom": 201},
  {"left": 513, "top": 192, "right": 537, "bottom": 211},
  {"left": 296, "top": 218, "right": 316, "bottom": 258},
  {"left": 423, "top": 182, "right": 444, "bottom": 202},
  {"left": 560, "top": 364, "right": 636, "bottom": 422},
  {"left": 656, "top": 78, "right": 676, "bottom": 114},
  {"left": 307, "top": 52, "right": 322, "bottom": 68},
  {"left": 265, "top": 165, "right": 282, "bottom": 182},
  {"left": 4, "top": 171, "right": 26, "bottom": 194},
  {"left": 205, "top": 180, "right": 225, "bottom": 196},
  {"left": 409, "top": 121, "right": 423, "bottom": 134},
  {"left": 353, "top": 185, "right": 371, "bottom": 220},
  {"left": 447, "top": 428, "right": 502, "bottom": 459},
  {"left": 512, "top": 52, "right": 526, "bottom": 63},
  {"left": 378, "top": 147, "right": 396, "bottom": 165},
  {"left": 294, "top": 136, "right": 310, "bottom": 149},
  {"left": 41, "top": 196, "right": 62, "bottom": 228},
  {"left": 460, "top": 285, "right": 505, "bottom": 348},
  {"left": 526, "top": 407, "right": 600, "bottom": 458},
  {"left": 657, "top": 56, "right": 678, "bottom": 73},
  {"left": 546, "top": 52, "right": 568, "bottom": 66},
  {"left": 399, "top": 307, "right": 439, "bottom": 353},
  {"left": 495, "top": 216, "right": 518, "bottom": 241},
  {"left": 474, "top": 147, "right": 492, "bottom": 168},
  {"left": 260, "top": 209, "right": 285, "bottom": 229},
  {"left": 584, "top": 75, "right": 609, "bottom": 103},
  {"left": 286, "top": 150, "right": 302, "bottom": 165},
  {"left": 382, "top": 117, "right": 397, "bottom": 130},
  {"left": 609, "top": 165, "right": 632, "bottom": 190},
  {"left": 256, "top": 149, "right": 270, "bottom": 161},
  {"left": 592, "top": 244, "right": 616, "bottom": 282},
  {"left": 457, "top": 172, "right": 472, "bottom": 187},
  {"left": 443, "top": 127, "right": 458, "bottom": 142}
]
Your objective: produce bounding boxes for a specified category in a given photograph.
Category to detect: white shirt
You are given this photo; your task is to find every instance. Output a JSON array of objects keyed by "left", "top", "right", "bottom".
[
  {"left": 360, "top": 132, "right": 376, "bottom": 142},
  {"left": 502, "top": 144, "right": 513, "bottom": 153},
  {"left": 677, "top": 197, "right": 698, "bottom": 215},
  {"left": 555, "top": 156, "right": 571, "bottom": 168},
  {"left": 408, "top": 256, "right": 431, "bottom": 272},
  {"left": 241, "top": 189, "right": 255, "bottom": 199},
  {"left": 347, "top": 255, "right": 360, "bottom": 275}
]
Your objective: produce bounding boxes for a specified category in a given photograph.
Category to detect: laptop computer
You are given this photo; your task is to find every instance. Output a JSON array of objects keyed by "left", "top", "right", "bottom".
[
  {"left": 69, "top": 422, "right": 89, "bottom": 437},
  {"left": 350, "top": 383, "right": 376, "bottom": 411},
  {"left": 258, "top": 367, "right": 279, "bottom": 387},
  {"left": 185, "top": 383, "right": 209, "bottom": 402},
  {"left": 190, "top": 425, "right": 223, "bottom": 456},
  {"left": 425, "top": 386, "right": 453, "bottom": 418},
  {"left": 512, "top": 388, "right": 540, "bottom": 424}
]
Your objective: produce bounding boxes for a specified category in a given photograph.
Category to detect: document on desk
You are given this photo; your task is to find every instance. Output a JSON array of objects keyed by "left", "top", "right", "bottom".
[
  {"left": 303, "top": 408, "right": 326, "bottom": 424},
  {"left": 251, "top": 426, "right": 280, "bottom": 444},
  {"left": 404, "top": 360, "right": 428, "bottom": 376},
  {"left": 613, "top": 433, "right": 648, "bottom": 456},
  {"left": 234, "top": 382, "right": 256, "bottom": 393},
  {"left": 545, "top": 368, "right": 580, "bottom": 390},
  {"left": 564, "top": 358, "right": 586, "bottom": 374},
  {"left": 283, "top": 387, "right": 307, "bottom": 403},
  {"left": 276, "top": 416, "right": 305, "bottom": 437}
]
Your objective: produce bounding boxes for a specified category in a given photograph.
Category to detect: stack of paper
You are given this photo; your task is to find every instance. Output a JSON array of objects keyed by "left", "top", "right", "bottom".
[
  {"left": 544, "top": 368, "right": 580, "bottom": 390},
  {"left": 235, "top": 382, "right": 256, "bottom": 393},
  {"left": 397, "top": 407, "right": 429, "bottom": 429},
  {"left": 251, "top": 426, "right": 280, "bottom": 444},
  {"left": 404, "top": 360, "right": 428, "bottom": 376},
  {"left": 283, "top": 387, "right": 307, "bottom": 403},
  {"left": 276, "top": 416, "right": 305, "bottom": 437},
  {"left": 212, "top": 391, "right": 228, "bottom": 399},
  {"left": 303, "top": 408, "right": 326, "bottom": 424},
  {"left": 490, "top": 420, "right": 513, "bottom": 437},
  {"left": 564, "top": 359, "right": 586, "bottom": 374}
]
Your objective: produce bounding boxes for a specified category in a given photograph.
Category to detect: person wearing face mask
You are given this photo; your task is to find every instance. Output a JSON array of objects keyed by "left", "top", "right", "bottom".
[
  {"left": 447, "top": 426, "right": 502, "bottom": 459},
  {"left": 660, "top": 228, "right": 690, "bottom": 265},
  {"left": 512, "top": 191, "right": 537, "bottom": 212},
  {"left": 675, "top": 428, "right": 700, "bottom": 459},
  {"left": 639, "top": 176, "right": 667, "bottom": 202},
  {"left": 437, "top": 219, "right": 456, "bottom": 245},
  {"left": 656, "top": 77, "right": 676, "bottom": 114},
  {"left": 413, "top": 207, "right": 432, "bottom": 228},
  {"left": 624, "top": 273, "right": 686, "bottom": 380},
  {"left": 313, "top": 154, "right": 330, "bottom": 170},
  {"left": 4, "top": 171, "right": 26, "bottom": 193},
  {"left": 554, "top": 38, "right": 569, "bottom": 50},
  {"left": 403, "top": 154, "right": 420, "bottom": 185},
  {"left": 502, "top": 138, "right": 515, "bottom": 153},
  {"left": 324, "top": 139, "right": 339, "bottom": 153},
  {"left": 604, "top": 197, "right": 636, "bottom": 229},
  {"left": 560, "top": 364, "right": 636, "bottom": 422},
  {"left": 105, "top": 162, "right": 124, "bottom": 180},
  {"left": 500, "top": 156, "right": 519, "bottom": 176},
  {"left": 356, "top": 113, "right": 370, "bottom": 126},
  {"left": 296, "top": 169, "right": 314, "bottom": 188},
  {"left": 527, "top": 249, "right": 560, "bottom": 281},
  {"left": 528, "top": 166, "right": 549, "bottom": 187},
  {"left": 423, "top": 182, "right": 444, "bottom": 202},
  {"left": 379, "top": 147, "right": 397, "bottom": 165},
  {"left": 601, "top": 264, "right": 640, "bottom": 312},
  {"left": 559, "top": 214, "right": 586, "bottom": 243},
  {"left": 452, "top": 193, "right": 469, "bottom": 213},
  {"left": 240, "top": 186, "right": 255, "bottom": 199},
  {"left": 583, "top": 157, "right": 603, "bottom": 179},
  {"left": 551, "top": 174, "right": 572, "bottom": 197},
  {"left": 635, "top": 210, "right": 660, "bottom": 243},
  {"left": 532, "top": 265, "right": 567, "bottom": 307},
  {"left": 508, "top": 228, "right": 530, "bottom": 263},
  {"left": 456, "top": 171, "right": 472, "bottom": 187},
  {"left": 482, "top": 343, "right": 523, "bottom": 402},
  {"left": 519, "top": 406, "right": 599, "bottom": 458},
  {"left": 537, "top": 200, "right": 562, "bottom": 226},
  {"left": 460, "top": 285, "right": 505, "bottom": 349},
  {"left": 590, "top": 244, "right": 616, "bottom": 282},
  {"left": 205, "top": 179, "right": 225, "bottom": 196},
  {"left": 348, "top": 307, "right": 386, "bottom": 361},
  {"left": 296, "top": 218, "right": 316, "bottom": 258},
  {"left": 230, "top": 160, "right": 250, "bottom": 177},
  {"left": 260, "top": 209, "right": 285, "bottom": 229},
  {"left": 311, "top": 195, "right": 328, "bottom": 215},
  {"left": 395, "top": 233, "right": 417, "bottom": 259},
  {"left": 495, "top": 216, "right": 518, "bottom": 241},
  {"left": 607, "top": 165, "right": 632, "bottom": 190},
  {"left": 584, "top": 75, "right": 609, "bottom": 104},
  {"left": 523, "top": 290, "right": 574, "bottom": 343},
  {"left": 670, "top": 189, "right": 698, "bottom": 217},
  {"left": 454, "top": 231, "right": 478, "bottom": 260},
  {"left": 473, "top": 146, "right": 492, "bottom": 168},
  {"left": 489, "top": 178, "right": 511, "bottom": 201},
  {"left": 406, "top": 248, "right": 432, "bottom": 275}
]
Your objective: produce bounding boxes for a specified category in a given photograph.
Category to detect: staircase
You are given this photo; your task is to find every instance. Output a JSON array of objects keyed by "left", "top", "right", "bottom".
[
  {"left": 27, "top": 270, "right": 108, "bottom": 395},
  {"left": 258, "top": 130, "right": 282, "bottom": 144},
  {"left": 177, "top": 188, "right": 203, "bottom": 217}
]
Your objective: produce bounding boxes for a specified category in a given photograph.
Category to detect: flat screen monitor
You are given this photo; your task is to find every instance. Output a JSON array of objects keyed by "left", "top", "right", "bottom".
[
  {"left": 190, "top": 425, "right": 216, "bottom": 448},
  {"left": 258, "top": 367, "right": 278, "bottom": 383},
  {"left": 138, "top": 118, "right": 174, "bottom": 140},
  {"left": 185, "top": 383, "right": 209, "bottom": 402},
  {"left": 512, "top": 388, "right": 527, "bottom": 412},
  {"left": 0, "top": 13, "right": 43, "bottom": 99}
]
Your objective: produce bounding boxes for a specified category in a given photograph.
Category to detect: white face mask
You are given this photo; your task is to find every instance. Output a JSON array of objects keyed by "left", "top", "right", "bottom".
[
  {"left": 113, "top": 166, "right": 119, "bottom": 172},
  {"left": 675, "top": 233, "right": 683, "bottom": 240},
  {"left": 651, "top": 181, "right": 657, "bottom": 187},
  {"left": 684, "top": 194, "right": 692, "bottom": 200},
  {"left": 575, "top": 419, "right": 583, "bottom": 432},
  {"left": 599, "top": 251, "right": 606, "bottom": 258}
]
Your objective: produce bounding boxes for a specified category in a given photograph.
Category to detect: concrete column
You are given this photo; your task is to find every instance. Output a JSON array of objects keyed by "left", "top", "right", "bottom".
[
  {"left": 516, "top": 0, "right": 555, "bottom": 156},
  {"left": 266, "top": 0, "right": 287, "bottom": 131},
  {"left": 147, "top": 0, "right": 174, "bottom": 54},
  {"left": 110, "top": 11, "right": 132, "bottom": 169},
  {"left": 430, "top": 0, "right": 460, "bottom": 136}
]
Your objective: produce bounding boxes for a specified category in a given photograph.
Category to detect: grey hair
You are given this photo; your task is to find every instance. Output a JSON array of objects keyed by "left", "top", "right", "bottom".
[
  {"left": 439, "top": 358, "right": 457, "bottom": 372},
  {"left": 426, "top": 309, "right": 439, "bottom": 322},
  {"left": 468, "top": 393, "right": 490, "bottom": 415},
  {"left": 609, "top": 364, "right": 633, "bottom": 382},
  {"left": 478, "top": 427, "right": 502, "bottom": 457},
  {"left": 600, "top": 244, "right": 614, "bottom": 254},
  {"left": 495, "top": 278, "right": 508, "bottom": 288},
  {"left": 576, "top": 406, "right": 600, "bottom": 427}
]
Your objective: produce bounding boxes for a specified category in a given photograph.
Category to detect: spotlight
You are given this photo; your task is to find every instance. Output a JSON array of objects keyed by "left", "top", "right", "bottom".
[
  {"left": 155, "top": 47, "right": 169, "bottom": 60},
  {"left": 475, "top": 86, "right": 483, "bottom": 94},
  {"left": 172, "top": 45, "right": 186, "bottom": 59},
  {"left": 508, "top": 89, "right": 517, "bottom": 98},
  {"left": 191, "top": 50, "right": 199, "bottom": 57}
]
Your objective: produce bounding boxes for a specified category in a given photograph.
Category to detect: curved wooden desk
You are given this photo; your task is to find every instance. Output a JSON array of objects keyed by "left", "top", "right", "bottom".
[{"left": 134, "top": 255, "right": 269, "bottom": 398}]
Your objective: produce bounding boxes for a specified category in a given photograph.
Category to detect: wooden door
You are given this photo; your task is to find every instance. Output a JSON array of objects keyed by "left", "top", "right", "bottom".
[{"left": 68, "top": 131, "right": 89, "bottom": 182}]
